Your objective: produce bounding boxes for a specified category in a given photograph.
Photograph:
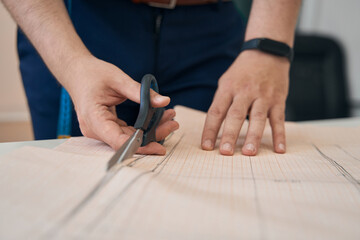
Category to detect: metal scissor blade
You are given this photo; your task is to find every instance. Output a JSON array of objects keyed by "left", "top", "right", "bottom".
[{"left": 107, "top": 129, "right": 144, "bottom": 171}]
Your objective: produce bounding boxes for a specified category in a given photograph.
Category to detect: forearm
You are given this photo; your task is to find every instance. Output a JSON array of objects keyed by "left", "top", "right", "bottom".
[
  {"left": 245, "top": 0, "right": 302, "bottom": 46},
  {"left": 1, "top": 0, "right": 90, "bottom": 88}
]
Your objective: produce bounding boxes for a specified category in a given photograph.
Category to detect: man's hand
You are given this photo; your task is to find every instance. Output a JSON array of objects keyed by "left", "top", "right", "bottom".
[
  {"left": 201, "top": 51, "right": 289, "bottom": 156},
  {"left": 201, "top": 0, "right": 301, "bottom": 156},
  {"left": 65, "top": 56, "right": 179, "bottom": 155},
  {"left": 1, "top": 0, "right": 178, "bottom": 154}
]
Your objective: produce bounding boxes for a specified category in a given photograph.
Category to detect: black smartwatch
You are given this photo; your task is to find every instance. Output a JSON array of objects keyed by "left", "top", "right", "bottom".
[{"left": 240, "top": 38, "right": 294, "bottom": 62}]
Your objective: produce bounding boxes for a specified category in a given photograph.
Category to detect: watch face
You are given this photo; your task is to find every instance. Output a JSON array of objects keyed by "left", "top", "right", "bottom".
[{"left": 258, "top": 38, "right": 291, "bottom": 57}]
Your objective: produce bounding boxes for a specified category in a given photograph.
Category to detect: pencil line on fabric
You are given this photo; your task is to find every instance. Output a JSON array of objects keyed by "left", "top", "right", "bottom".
[
  {"left": 313, "top": 144, "right": 360, "bottom": 194},
  {"left": 84, "top": 135, "right": 184, "bottom": 233},
  {"left": 43, "top": 155, "right": 146, "bottom": 239},
  {"left": 249, "top": 157, "right": 266, "bottom": 240},
  {"left": 335, "top": 144, "right": 360, "bottom": 162}
]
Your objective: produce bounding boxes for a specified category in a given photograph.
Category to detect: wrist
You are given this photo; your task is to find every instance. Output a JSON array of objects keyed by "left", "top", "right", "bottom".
[
  {"left": 238, "top": 50, "right": 290, "bottom": 67},
  {"left": 58, "top": 52, "right": 94, "bottom": 91},
  {"left": 244, "top": 34, "right": 294, "bottom": 47}
]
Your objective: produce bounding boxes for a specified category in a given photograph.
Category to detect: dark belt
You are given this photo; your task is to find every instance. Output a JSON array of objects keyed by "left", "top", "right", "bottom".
[{"left": 132, "top": 0, "right": 231, "bottom": 9}]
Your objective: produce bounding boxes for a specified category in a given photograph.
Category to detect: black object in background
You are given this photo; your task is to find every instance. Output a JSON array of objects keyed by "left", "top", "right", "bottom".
[{"left": 286, "top": 35, "right": 350, "bottom": 121}]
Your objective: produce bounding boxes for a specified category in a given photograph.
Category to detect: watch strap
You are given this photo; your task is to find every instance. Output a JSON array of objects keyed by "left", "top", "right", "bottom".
[{"left": 241, "top": 38, "right": 294, "bottom": 62}]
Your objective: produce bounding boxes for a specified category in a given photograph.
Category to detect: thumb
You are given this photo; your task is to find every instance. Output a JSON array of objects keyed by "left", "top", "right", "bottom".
[
  {"left": 150, "top": 90, "right": 170, "bottom": 108},
  {"left": 115, "top": 75, "right": 142, "bottom": 104},
  {"left": 115, "top": 74, "right": 170, "bottom": 107}
]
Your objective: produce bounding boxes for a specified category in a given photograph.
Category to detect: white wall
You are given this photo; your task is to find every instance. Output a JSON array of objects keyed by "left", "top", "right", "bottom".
[
  {"left": 0, "top": 4, "right": 30, "bottom": 122},
  {"left": 298, "top": 0, "right": 360, "bottom": 116}
]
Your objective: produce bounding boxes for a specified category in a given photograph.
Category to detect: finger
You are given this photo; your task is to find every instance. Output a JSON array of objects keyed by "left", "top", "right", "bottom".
[
  {"left": 219, "top": 96, "right": 250, "bottom": 155},
  {"left": 95, "top": 119, "right": 132, "bottom": 150},
  {"left": 156, "top": 120, "right": 180, "bottom": 141},
  {"left": 97, "top": 117, "right": 167, "bottom": 154},
  {"left": 110, "top": 106, "right": 117, "bottom": 116},
  {"left": 150, "top": 90, "right": 170, "bottom": 108},
  {"left": 137, "top": 142, "right": 166, "bottom": 155},
  {"left": 201, "top": 89, "right": 232, "bottom": 150},
  {"left": 91, "top": 105, "right": 171, "bottom": 155},
  {"left": 87, "top": 107, "right": 140, "bottom": 151},
  {"left": 242, "top": 99, "right": 269, "bottom": 156},
  {"left": 115, "top": 118, "right": 128, "bottom": 127},
  {"left": 114, "top": 74, "right": 170, "bottom": 107},
  {"left": 109, "top": 106, "right": 127, "bottom": 127},
  {"left": 269, "top": 105, "right": 286, "bottom": 153},
  {"left": 96, "top": 118, "right": 167, "bottom": 155},
  {"left": 113, "top": 74, "right": 142, "bottom": 103},
  {"left": 159, "top": 109, "right": 176, "bottom": 125},
  {"left": 121, "top": 125, "right": 136, "bottom": 136}
]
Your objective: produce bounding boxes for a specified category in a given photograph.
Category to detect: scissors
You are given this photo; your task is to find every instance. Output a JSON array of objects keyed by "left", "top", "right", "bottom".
[{"left": 107, "top": 74, "right": 165, "bottom": 171}]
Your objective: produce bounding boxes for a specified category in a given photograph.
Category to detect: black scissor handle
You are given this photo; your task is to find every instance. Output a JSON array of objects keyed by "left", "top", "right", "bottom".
[{"left": 134, "top": 74, "right": 165, "bottom": 146}]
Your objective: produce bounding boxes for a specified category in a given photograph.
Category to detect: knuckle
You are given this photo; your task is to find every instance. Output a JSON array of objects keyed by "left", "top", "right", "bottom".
[
  {"left": 78, "top": 117, "right": 90, "bottom": 136},
  {"left": 272, "top": 113, "right": 285, "bottom": 122},
  {"left": 218, "top": 76, "right": 231, "bottom": 86},
  {"left": 204, "top": 128, "right": 218, "bottom": 137},
  {"left": 80, "top": 127, "right": 88, "bottom": 137},
  {"left": 162, "top": 127, "right": 172, "bottom": 136},
  {"left": 77, "top": 113, "right": 87, "bottom": 126},
  {"left": 102, "top": 123, "right": 114, "bottom": 135},
  {"left": 110, "top": 142, "right": 120, "bottom": 150},
  {"left": 78, "top": 118, "right": 86, "bottom": 128},
  {"left": 80, "top": 125, "right": 92, "bottom": 138},
  {"left": 251, "top": 110, "right": 267, "bottom": 120},
  {"left": 274, "top": 132, "right": 285, "bottom": 139},
  {"left": 277, "top": 114, "right": 285, "bottom": 122},
  {"left": 208, "top": 107, "right": 224, "bottom": 119},
  {"left": 229, "top": 108, "right": 246, "bottom": 121},
  {"left": 264, "top": 88, "right": 276, "bottom": 99},
  {"left": 273, "top": 133, "right": 285, "bottom": 142},
  {"left": 223, "top": 131, "right": 238, "bottom": 141},
  {"left": 248, "top": 133, "right": 262, "bottom": 142},
  {"left": 241, "top": 82, "right": 253, "bottom": 92}
]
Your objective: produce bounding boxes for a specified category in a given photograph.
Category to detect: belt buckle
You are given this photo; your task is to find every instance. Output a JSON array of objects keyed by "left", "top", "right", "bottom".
[{"left": 148, "top": 0, "right": 177, "bottom": 9}]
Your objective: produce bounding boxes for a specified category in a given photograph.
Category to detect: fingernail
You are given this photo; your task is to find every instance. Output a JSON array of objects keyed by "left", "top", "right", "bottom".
[
  {"left": 221, "top": 143, "right": 233, "bottom": 153},
  {"left": 203, "top": 140, "right": 213, "bottom": 149},
  {"left": 155, "top": 95, "right": 169, "bottom": 103},
  {"left": 173, "top": 124, "right": 180, "bottom": 130},
  {"left": 278, "top": 143, "right": 285, "bottom": 152},
  {"left": 245, "top": 143, "right": 255, "bottom": 153}
]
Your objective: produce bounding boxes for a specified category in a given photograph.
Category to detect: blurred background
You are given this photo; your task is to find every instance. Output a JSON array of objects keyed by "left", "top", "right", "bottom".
[{"left": 0, "top": 0, "right": 359, "bottom": 142}]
